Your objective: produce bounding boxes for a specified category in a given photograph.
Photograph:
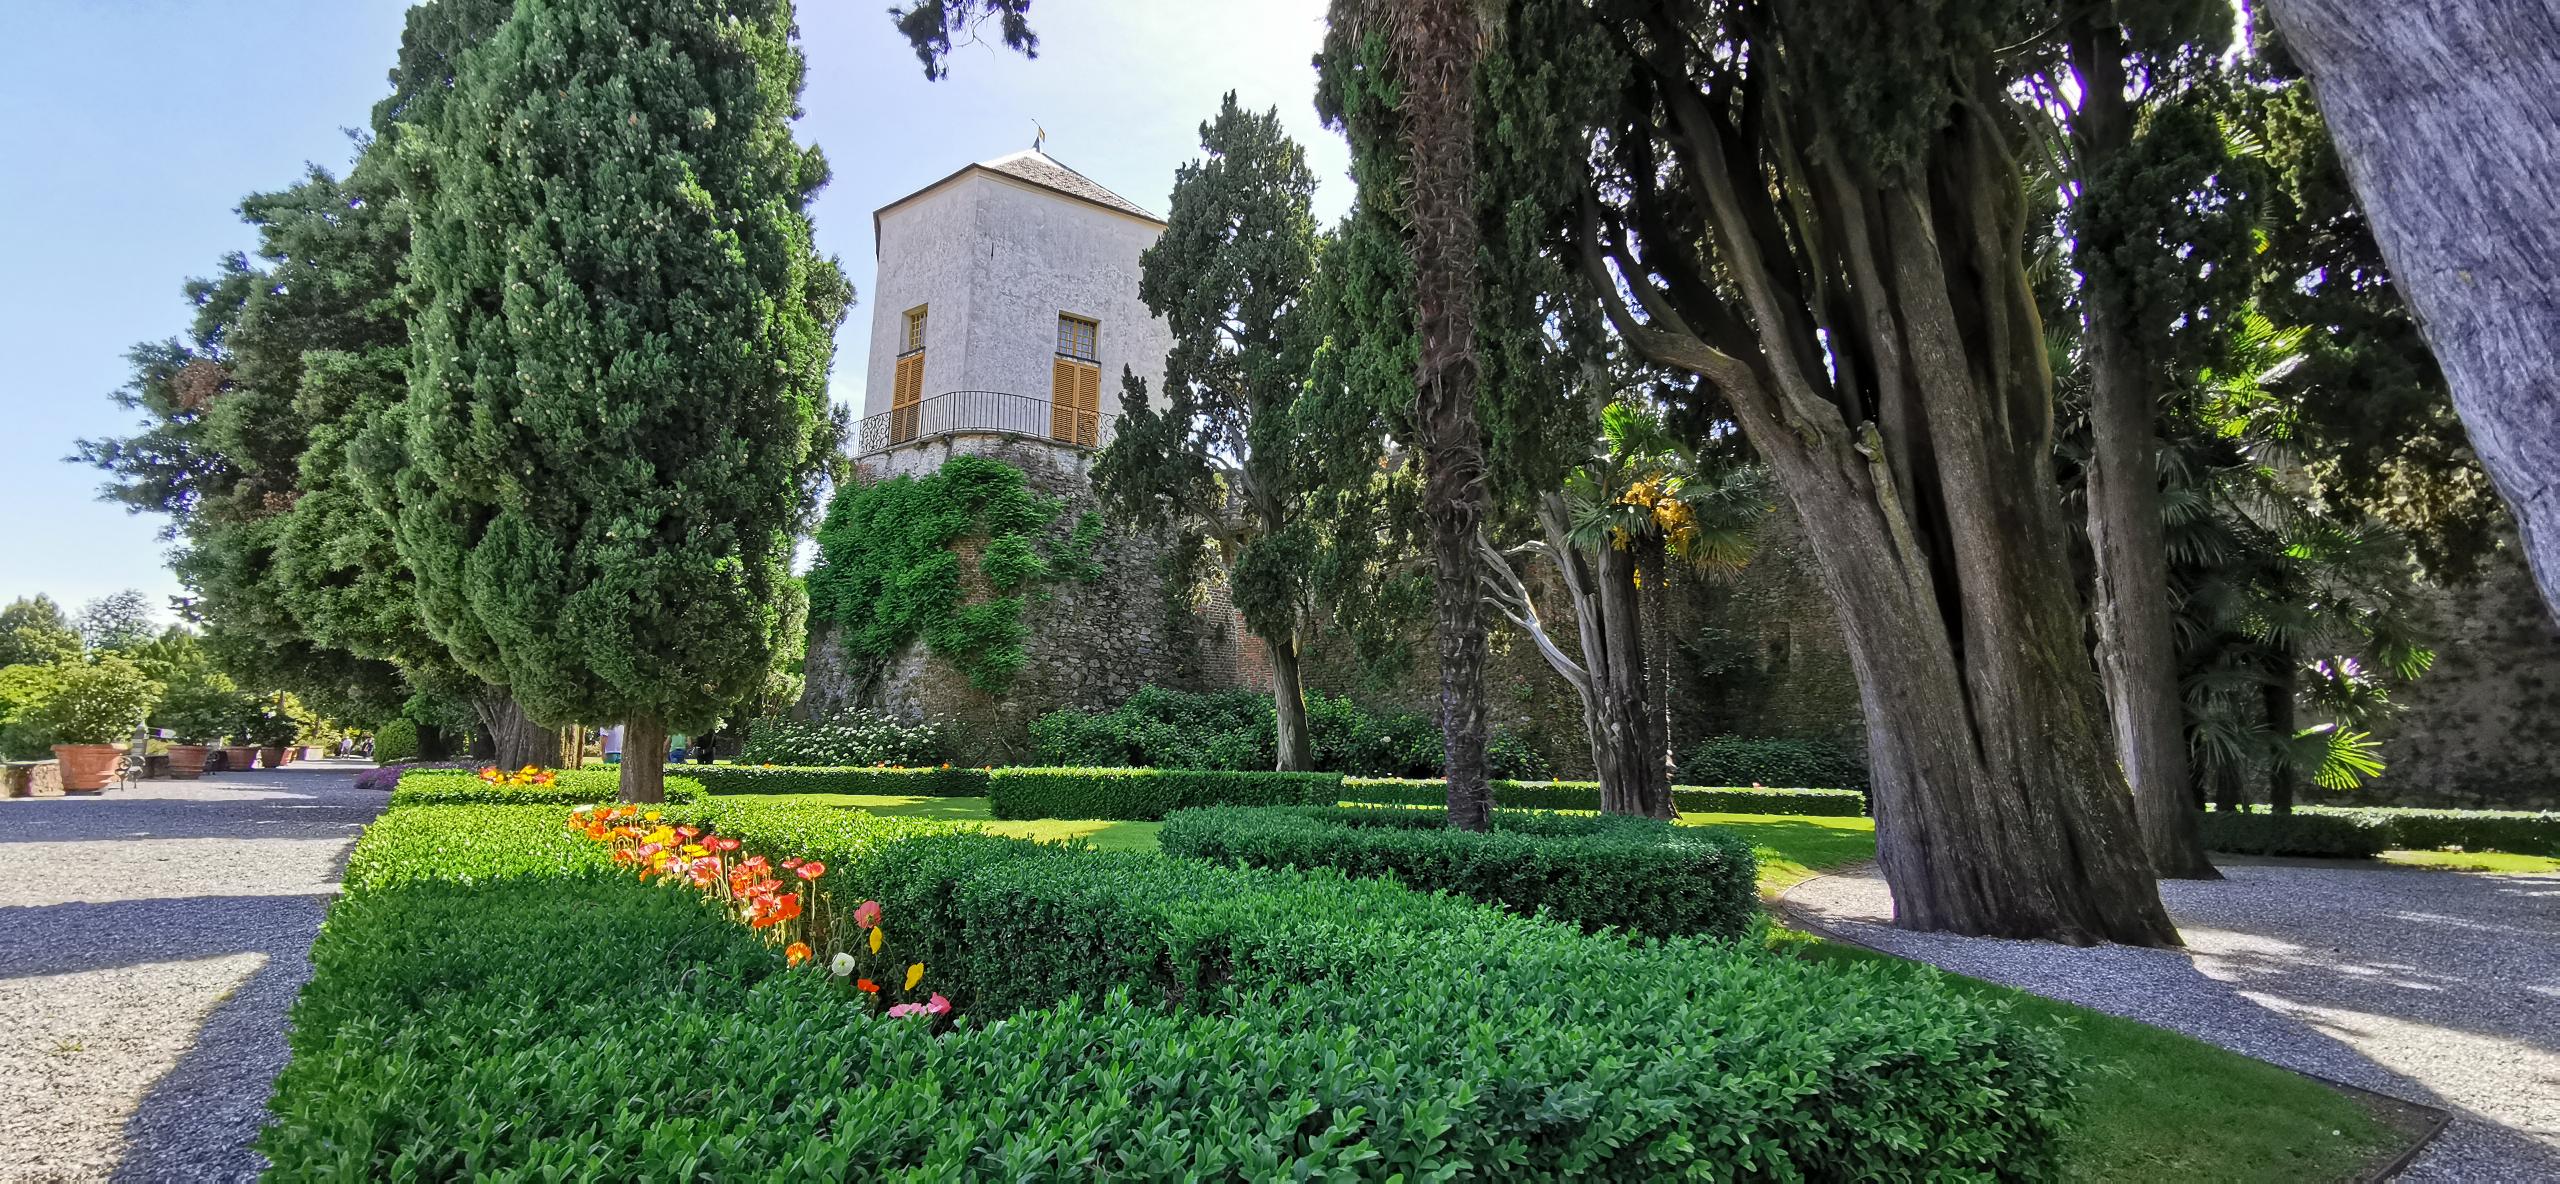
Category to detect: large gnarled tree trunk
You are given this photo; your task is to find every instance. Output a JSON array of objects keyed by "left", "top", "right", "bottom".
[
  {"left": 2264, "top": 1, "right": 2560, "bottom": 623},
  {"left": 2070, "top": 23, "right": 2220, "bottom": 880},
  {"left": 1574, "top": 41, "right": 2179, "bottom": 944},
  {"left": 472, "top": 688, "right": 566, "bottom": 770},
  {"left": 1396, "top": 0, "right": 1495, "bottom": 831}
]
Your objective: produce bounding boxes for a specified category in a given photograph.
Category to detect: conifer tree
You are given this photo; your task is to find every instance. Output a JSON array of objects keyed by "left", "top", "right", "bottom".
[
  {"left": 392, "top": 0, "right": 850, "bottom": 801},
  {"left": 1099, "top": 93, "right": 1329, "bottom": 772}
]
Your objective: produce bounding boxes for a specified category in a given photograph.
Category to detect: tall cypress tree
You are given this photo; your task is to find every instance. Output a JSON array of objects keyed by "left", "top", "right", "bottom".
[
  {"left": 394, "top": 0, "right": 850, "bottom": 801},
  {"left": 1098, "top": 93, "right": 1329, "bottom": 772}
]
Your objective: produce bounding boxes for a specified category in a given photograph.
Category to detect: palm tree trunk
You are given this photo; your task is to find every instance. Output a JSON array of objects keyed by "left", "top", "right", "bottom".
[
  {"left": 1395, "top": 0, "right": 1493, "bottom": 831},
  {"left": 2263, "top": 648, "right": 2299, "bottom": 815}
]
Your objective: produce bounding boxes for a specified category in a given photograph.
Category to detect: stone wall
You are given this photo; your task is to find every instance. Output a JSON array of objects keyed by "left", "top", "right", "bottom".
[
  {"left": 802, "top": 438, "right": 1241, "bottom": 764},
  {"left": 2355, "top": 541, "right": 2560, "bottom": 809}
]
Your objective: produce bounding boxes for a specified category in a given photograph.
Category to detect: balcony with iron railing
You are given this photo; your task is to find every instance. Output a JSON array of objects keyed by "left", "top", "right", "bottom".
[{"left": 854, "top": 390, "right": 1118, "bottom": 458}]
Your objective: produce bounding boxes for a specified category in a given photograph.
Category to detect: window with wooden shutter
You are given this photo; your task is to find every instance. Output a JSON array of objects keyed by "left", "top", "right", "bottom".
[
  {"left": 1052, "top": 314, "right": 1101, "bottom": 446},
  {"left": 891, "top": 306, "right": 926, "bottom": 444}
]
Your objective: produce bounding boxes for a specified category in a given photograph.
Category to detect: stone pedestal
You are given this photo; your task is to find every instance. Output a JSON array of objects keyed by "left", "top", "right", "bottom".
[{"left": 2, "top": 761, "right": 64, "bottom": 798}]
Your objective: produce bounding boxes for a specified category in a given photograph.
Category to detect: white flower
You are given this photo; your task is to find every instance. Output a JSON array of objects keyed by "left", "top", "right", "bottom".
[{"left": 830, "top": 952, "right": 856, "bottom": 977}]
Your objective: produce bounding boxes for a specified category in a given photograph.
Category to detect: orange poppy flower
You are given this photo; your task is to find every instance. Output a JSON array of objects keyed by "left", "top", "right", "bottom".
[{"left": 785, "top": 941, "right": 813, "bottom": 967}]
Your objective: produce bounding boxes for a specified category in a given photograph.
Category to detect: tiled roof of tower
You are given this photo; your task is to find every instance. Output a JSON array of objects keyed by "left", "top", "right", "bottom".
[
  {"left": 976, "top": 149, "right": 1161, "bottom": 222},
  {"left": 873, "top": 148, "right": 1165, "bottom": 242}
]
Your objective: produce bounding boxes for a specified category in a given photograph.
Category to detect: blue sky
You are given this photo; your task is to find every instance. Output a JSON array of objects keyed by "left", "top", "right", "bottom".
[{"left": 0, "top": 0, "right": 1349, "bottom": 623}]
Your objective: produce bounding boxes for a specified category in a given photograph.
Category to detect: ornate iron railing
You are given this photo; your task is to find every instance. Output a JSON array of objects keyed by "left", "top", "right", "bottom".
[{"left": 854, "top": 390, "right": 1117, "bottom": 457}]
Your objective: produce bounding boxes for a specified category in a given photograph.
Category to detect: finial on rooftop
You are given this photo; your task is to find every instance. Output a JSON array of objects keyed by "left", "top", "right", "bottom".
[{"left": 1032, "top": 119, "right": 1047, "bottom": 153}]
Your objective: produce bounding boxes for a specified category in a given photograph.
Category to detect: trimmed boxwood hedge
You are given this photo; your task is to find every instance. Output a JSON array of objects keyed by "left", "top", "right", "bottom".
[
  {"left": 388, "top": 767, "right": 704, "bottom": 808},
  {"left": 685, "top": 763, "right": 991, "bottom": 797},
  {"left": 266, "top": 801, "right": 2076, "bottom": 1179},
  {"left": 2300, "top": 805, "right": 2559, "bottom": 857},
  {"left": 2199, "top": 809, "right": 2390, "bottom": 859},
  {"left": 1159, "top": 805, "right": 1758, "bottom": 938},
  {"left": 1341, "top": 776, "right": 1868, "bottom": 817},
  {"left": 984, "top": 766, "right": 1341, "bottom": 820}
]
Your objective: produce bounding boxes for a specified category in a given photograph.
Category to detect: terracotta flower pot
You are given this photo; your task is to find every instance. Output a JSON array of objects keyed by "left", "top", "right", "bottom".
[
  {"left": 225, "top": 746, "right": 256, "bottom": 771},
  {"left": 167, "top": 745, "right": 210, "bottom": 780},
  {"left": 51, "top": 744, "right": 123, "bottom": 792},
  {"left": 259, "top": 745, "right": 288, "bottom": 769}
]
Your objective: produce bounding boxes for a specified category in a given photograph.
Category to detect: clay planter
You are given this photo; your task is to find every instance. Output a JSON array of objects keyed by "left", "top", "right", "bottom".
[
  {"left": 166, "top": 745, "right": 210, "bottom": 780},
  {"left": 51, "top": 744, "right": 123, "bottom": 792},
  {"left": 259, "top": 745, "right": 288, "bottom": 769},
  {"left": 225, "top": 746, "right": 256, "bottom": 771}
]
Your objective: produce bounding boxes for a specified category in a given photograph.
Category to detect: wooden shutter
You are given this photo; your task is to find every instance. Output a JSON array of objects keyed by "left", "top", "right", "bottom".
[
  {"left": 891, "top": 352, "right": 924, "bottom": 444},
  {"left": 1053, "top": 358, "right": 1100, "bottom": 445},
  {"left": 1074, "top": 360, "right": 1101, "bottom": 446}
]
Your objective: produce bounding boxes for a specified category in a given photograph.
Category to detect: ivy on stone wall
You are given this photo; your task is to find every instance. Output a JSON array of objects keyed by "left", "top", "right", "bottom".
[{"left": 807, "top": 456, "right": 1101, "bottom": 694}]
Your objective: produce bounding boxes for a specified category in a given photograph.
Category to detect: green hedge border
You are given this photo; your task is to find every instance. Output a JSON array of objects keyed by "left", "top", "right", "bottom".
[
  {"left": 390, "top": 767, "right": 704, "bottom": 808},
  {"left": 984, "top": 766, "right": 1342, "bottom": 821},
  {"left": 1342, "top": 776, "right": 1867, "bottom": 817},
  {"left": 1159, "top": 804, "right": 1759, "bottom": 938},
  {"left": 684, "top": 764, "right": 990, "bottom": 797}
]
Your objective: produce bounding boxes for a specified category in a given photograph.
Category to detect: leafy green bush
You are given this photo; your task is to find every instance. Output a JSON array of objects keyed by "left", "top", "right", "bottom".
[
  {"left": 2299, "top": 805, "right": 2560, "bottom": 857},
  {"left": 1159, "top": 805, "right": 1759, "bottom": 937},
  {"left": 1681, "top": 734, "right": 1869, "bottom": 790},
  {"left": 932, "top": 854, "right": 2071, "bottom": 1175},
  {"left": 389, "top": 768, "right": 704, "bottom": 809},
  {"left": 152, "top": 669, "right": 247, "bottom": 744},
  {"left": 1342, "top": 776, "right": 1868, "bottom": 816},
  {"left": 370, "top": 718, "right": 419, "bottom": 765},
  {"left": 734, "top": 708, "right": 951, "bottom": 767},
  {"left": 806, "top": 455, "right": 1099, "bottom": 694},
  {"left": 2198, "top": 809, "right": 2389, "bottom": 859},
  {"left": 687, "top": 763, "right": 989, "bottom": 797},
  {"left": 986, "top": 766, "right": 1341, "bottom": 821},
  {"left": 270, "top": 801, "right": 2073, "bottom": 1179},
  {"left": 1031, "top": 684, "right": 1550, "bottom": 778},
  {"left": 0, "top": 663, "right": 65, "bottom": 760},
  {"left": 31, "top": 655, "right": 163, "bottom": 746}
]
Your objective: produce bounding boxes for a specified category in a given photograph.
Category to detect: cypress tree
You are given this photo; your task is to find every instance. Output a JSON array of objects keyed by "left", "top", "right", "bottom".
[{"left": 393, "top": 0, "right": 850, "bottom": 801}]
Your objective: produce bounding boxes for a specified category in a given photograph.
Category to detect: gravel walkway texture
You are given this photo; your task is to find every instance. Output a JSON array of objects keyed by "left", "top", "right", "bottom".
[
  {"left": 0, "top": 761, "right": 383, "bottom": 1184},
  {"left": 1785, "top": 860, "right": 2560, "bottom": 1181}
]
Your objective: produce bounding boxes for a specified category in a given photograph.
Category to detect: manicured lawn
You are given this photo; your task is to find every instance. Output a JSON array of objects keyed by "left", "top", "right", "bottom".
[
  {"left": 1672, "top": 810, "right": 1876, "bottom": 891},
  {"left": 2378, "top": 847, "right": 2560, "bottom": 873},
  {"left": 1767, "top": 929, "right": 2424, "bottom": 1181},
  {"left": 753, "top": 793, "right": 1165, "bottom": 851}
]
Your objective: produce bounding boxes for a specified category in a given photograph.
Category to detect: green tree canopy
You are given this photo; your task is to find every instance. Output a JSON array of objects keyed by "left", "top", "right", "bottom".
[{"left": 386, "top": 0, "right": 849, "bottom": 800}]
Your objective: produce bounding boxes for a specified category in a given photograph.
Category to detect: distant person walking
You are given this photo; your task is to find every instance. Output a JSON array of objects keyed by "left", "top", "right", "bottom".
[{"left": 601, "top": 724, "right": 625, "bottom": 765}]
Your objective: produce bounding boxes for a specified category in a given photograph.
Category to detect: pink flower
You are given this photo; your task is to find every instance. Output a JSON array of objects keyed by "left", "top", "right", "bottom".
[
  {"left": 925, "top": 993, "right": 951, "bottom": 1016},
  {"left": 852, "top": 900, "right": 882, "bottom": 929},
  {"left": 886, "top": 1002, "right": 926, "bottom": 1018}
]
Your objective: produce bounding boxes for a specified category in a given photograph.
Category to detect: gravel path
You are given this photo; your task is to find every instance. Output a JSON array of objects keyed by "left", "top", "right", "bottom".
[
  {"left": 1784, "top": 860, "right": 2560, "bottom": 1181},
  {"left": 0, "top": 762, "right": 383, "bottom": 1184}
]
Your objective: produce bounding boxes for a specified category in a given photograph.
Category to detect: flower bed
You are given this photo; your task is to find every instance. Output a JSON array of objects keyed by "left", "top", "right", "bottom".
[
  {"left": 268, "top": 799, "right": 2074, "bottom": 1178},
  {"left": 387, "top": 765, "right": 705, "bottom": 807},
  {"left": 1159, "top": 804, "right": 1759, "bottom": 938},
  {"left": 684, "top": 763, "right": 990, "bottom": 797},
  {"left": 1341, "top": 776, "right": 1868, "bottom": 816},
  {"left": 983, "top": 766, "right": 1341, "bottom": 821}
]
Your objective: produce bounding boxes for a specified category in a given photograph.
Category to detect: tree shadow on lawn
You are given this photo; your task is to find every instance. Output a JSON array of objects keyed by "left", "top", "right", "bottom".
[{"left": 1673, "top": 813, "right": 1876, "bottom": 893}]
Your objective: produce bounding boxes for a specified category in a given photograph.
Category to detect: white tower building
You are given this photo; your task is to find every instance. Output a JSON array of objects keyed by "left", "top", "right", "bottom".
[{"left": 855, "top": 149, "right": 1173, "bottom": 476}]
